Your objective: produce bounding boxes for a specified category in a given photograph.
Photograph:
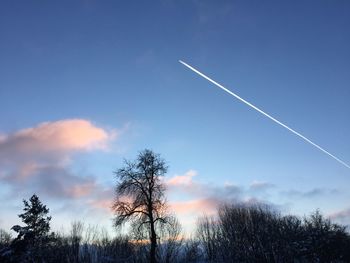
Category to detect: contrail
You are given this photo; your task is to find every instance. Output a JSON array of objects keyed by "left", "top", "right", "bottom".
[{"left": 179, "top": 60, "right": 350, "bottom": 169}]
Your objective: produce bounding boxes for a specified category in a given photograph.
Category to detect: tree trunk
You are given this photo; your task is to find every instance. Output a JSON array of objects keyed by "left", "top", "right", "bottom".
[{"left": 150, "top": 219, "right": 157, "bottom": 263}]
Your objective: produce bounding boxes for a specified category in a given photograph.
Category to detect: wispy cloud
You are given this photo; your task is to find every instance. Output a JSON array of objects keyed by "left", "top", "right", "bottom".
[
  {"left": 87, "top": 189, "right": 115, "bottom": 213},
  {"left": 166, "top": 170, "right": 341, "bottom": 229},
  {"left": 329, "top": 208, "right": 350, "bottom": 225},
  {"left": 281, "top": 188, "right": 339, "bottom": 199},
  {"left": 249, "top": 180, "right": 275, "bottom": 191},
  {"left": 170, "top": 198, "right": 218, "bottom": 216},
  {"left": 2, "top": 165, "right": 97, "bottom": 199},
  {"left": 166, "top": 170, "right": 272, "bottom": 217}
]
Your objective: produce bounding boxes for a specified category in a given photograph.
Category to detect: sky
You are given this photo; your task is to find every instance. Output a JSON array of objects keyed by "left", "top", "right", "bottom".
[{"left": 0, "top": 0, "right": 350, "bottom": 236}]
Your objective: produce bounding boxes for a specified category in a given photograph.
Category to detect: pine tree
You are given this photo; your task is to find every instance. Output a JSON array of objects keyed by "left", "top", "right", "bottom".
[
  {"left": 17, "top": 194, "right": 51, "bottom": 239},
  {"left": 10, "top": 194, "right": 52, "bottom": 262}
]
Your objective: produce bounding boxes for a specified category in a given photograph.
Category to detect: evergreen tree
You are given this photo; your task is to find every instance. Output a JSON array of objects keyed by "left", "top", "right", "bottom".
[
  {"left": 16, "top": 194, "right": 51, "bottom": 238},
  {"left": 10, "top": 194, "right": 52, "bottom": 262}
]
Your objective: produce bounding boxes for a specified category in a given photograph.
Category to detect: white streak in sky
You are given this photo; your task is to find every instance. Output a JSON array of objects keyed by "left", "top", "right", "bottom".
[{"left": 179, "top": 60, "right": 350, "bottom": 169}]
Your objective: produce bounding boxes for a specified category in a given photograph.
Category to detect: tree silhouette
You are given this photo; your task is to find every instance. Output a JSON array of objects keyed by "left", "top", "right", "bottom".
[
  {"left": 113, "top": 149, "right": 169, "bottom": 263},
  {"left": 11, "top": 194, "right": 52, "bottom": 262},
  {"left": 196, "top": 203, "right": 350, "bottom": 262}
]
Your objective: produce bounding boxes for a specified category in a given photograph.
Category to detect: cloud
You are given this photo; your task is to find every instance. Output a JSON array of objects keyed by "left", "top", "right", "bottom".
[
  {"left": 88, "top": 195, "right": 114, "bottom": 213},
  {"left": 89, "top": 198, "right": 113, "bottom": 210},
  {"left": 0, "top": 119, "right": 118, "bottom": 209},
  {"left": 329, "top": 208, "right": 350, "bottom": 225},
  {"left": 282, "top": 188, "right": 339, "bottom": 199},
  {"left": 167, "top": 169, "right": 197, "bottom": 187},
  {"left": 0, "top": 119, "right": 115, "bottom": 170},
  {"left": 0, "top": 119, "right": 114, "bottom": 165},
  {"left": 166, "top": 170, "right": 269, "bottom": 217},
  {"left": 89, "top": 170, "right": 241, "bottom": 220},
  {"left": 2, "top": 164, "right": 97, "bottom": 199},
  {"left": 0, "top": 133, "right": 6, "bottom": 143},
  {"left": 250, "top": 181, "right": 275, "bottom": 191},
  {"left": 167, "top": 170, "right": 242, "bottom": 198},
  {"left": 170, "top": 198, "right": 218, "bottom": 216}
]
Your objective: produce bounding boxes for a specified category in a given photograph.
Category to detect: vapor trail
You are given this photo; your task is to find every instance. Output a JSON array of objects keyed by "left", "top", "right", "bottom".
[{"left": 179, "top": 60, "right": 350, "bottom": 169}]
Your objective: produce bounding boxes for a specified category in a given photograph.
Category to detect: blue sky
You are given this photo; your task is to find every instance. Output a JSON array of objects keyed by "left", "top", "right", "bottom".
[{"left": 0, "top": 0, "right": 350, "bottom": 235}]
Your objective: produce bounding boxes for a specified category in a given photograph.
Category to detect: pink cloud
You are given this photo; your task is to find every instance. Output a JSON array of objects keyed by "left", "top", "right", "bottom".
[
  {"left": 167, "top": 169, "right": 197, "bottom": 187},
  {"left": 166, "top": 170, "right": 272, "bottom": 229},
  {"left": 329, "top": 208, "right": 350, "bottom": 224},
  {"left": 166, "top": 170, "right": 243, "bottom": 201},
  {"left": 89, "top": 198, "right": 114, "bottom": 212},
  {"left": 0, "top": 133, "right": 6, "bottom": 143},
  {"left": 0, "top": 119, "right": 121, "bottom": 203},
  {"left": 68, "top": 181, "right": 97, "bottom": 198},
  {"left": 169, "top": 198, "right": 218, "bottom": 216},
  {"left": 0, "top": 119, "right": 113, "bottom": 157},
  {"left": 16, "top": 162, "right": 39, "bottom": 180}
]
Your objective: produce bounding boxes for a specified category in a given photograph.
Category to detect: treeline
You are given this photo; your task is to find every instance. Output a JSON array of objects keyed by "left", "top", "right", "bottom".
[
  {"left": 0, "top": 219, "right": 183, "bottom": 263},
  {"left": 0, "top": 194, "right": 184, "bottom": 263},
  {"left": 197, "top": 204, "right": 350, "bottom": 262},
  {"left": 1, "top": 197, "right": 350, "bottom": 262},
  {"left": 1, "top": 150, "right": 350, "bottom": 262}
]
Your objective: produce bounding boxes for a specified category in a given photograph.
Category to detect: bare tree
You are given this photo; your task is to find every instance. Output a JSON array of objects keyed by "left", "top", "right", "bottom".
[
  {"left": 196, "top": 215, "right": 219, "bottom": 262},
  {"left": 0, "top": 229, "right": 12, "bottom": 246},
  {"left": 69, "top": 221, "right": 84, "bottom": 263},
  {"left": 182, "top": 237, "right": 201, "bottom": 263},
  {"left": 113, "top": 149, "right": 169, "bottom": 263},
  {"left": 158, "top": 215, "right": 183, "bottom": 263}
]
